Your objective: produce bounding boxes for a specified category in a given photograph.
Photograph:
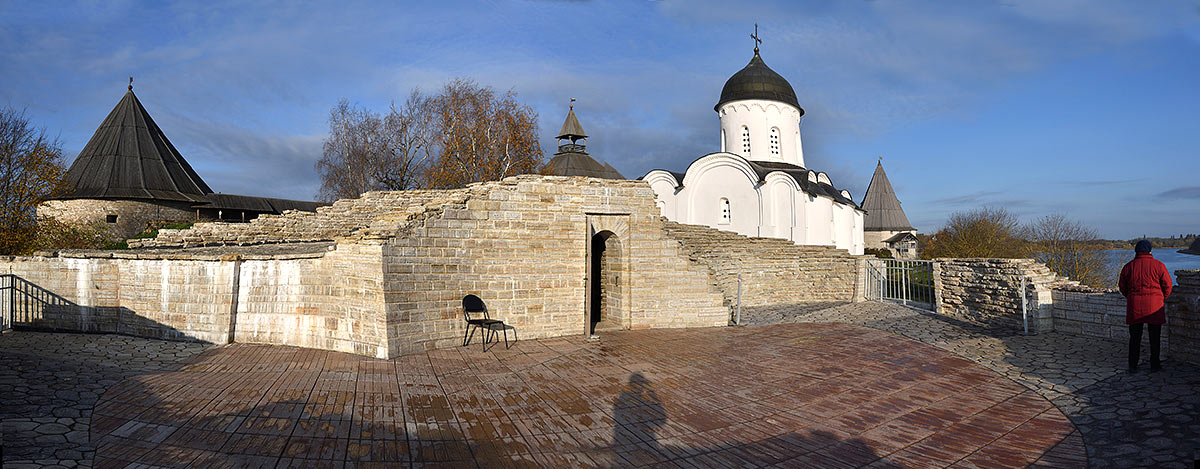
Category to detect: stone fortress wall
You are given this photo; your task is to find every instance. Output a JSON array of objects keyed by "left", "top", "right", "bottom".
[
  {"left": 3, "top": 176, "right": 864, "bottom": 358},
  {"left": 38, "top": 199, "right": 198, "bottom": 239},
  {"left": 931, "top": 258, "right": 1200, "bottom": 362},
  {"left": 1167, "top": 269, "right": 1200, "bottom": 363}
]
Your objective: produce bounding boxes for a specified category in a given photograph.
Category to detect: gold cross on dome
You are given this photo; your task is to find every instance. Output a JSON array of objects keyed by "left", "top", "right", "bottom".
[{"left": 751, "top": 24, "right": 762, "bottom": 52}]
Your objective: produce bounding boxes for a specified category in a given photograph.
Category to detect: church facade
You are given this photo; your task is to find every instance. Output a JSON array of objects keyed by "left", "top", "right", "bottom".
[{"left": 642, "top": 44, "right": 865, "bottom": 255}]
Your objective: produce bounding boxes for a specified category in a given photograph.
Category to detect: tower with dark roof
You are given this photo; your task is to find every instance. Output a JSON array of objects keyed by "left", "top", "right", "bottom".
[
  {"left": 39, "top": 82, "right": 322, "bottom": 238},
  {"left": 543, "top": 102, "right": 624, "bottom": 179},
  {"left": 862, "top": 159, "right": 917, "bottom": 257}
]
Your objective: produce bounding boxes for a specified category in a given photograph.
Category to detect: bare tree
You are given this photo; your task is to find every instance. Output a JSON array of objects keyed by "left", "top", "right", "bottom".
[
  {"left": 315, "top": 92, "right": 434, "bottom": 202},
  {"left": 1026, "top": 213, "right": 1111, "bottom": 287},
  {"left": 424, "top": 78, "right": 543, "bottom": 189},
  {"left": 922, "top": 207, "right": 1027, "bottom": 259},
  {"left": 0, "top": 107, "right": 66, "bottom": 254}
]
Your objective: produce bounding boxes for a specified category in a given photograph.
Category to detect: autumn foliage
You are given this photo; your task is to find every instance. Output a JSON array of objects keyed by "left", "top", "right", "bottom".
[
  {"left": 316, "top": 78, "right": 543, "bottom": 201},
  {"left": 0, "top": 107, "right": 70, "bottom": 254}
]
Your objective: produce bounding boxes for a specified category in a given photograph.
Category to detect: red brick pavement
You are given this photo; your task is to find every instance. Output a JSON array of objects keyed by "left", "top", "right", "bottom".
[{"left": 90, "top": 323, "right": 1085, "bottom": 468}]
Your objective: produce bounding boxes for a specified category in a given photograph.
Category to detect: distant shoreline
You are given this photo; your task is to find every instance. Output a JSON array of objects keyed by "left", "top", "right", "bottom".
[{"left": 1180, "top": 249, "right": 1200, "bottom": 256}]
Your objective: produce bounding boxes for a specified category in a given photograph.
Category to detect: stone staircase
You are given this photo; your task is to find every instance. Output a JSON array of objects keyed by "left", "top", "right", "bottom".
[
  {"left": 132, "top": 189, "right": 473, "bottom": 248},
  {"left": 660, "top": 220, "right": 862, "bottom": 311}
]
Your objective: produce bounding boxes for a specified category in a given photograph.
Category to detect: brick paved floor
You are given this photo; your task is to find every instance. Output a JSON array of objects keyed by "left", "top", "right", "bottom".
[
  {"left": 87, "top": 323, "right": 1082, "bottom": 468},
  {"left": 0, "top": 332, "right": 209, "bottom": 469},
  {"left": 780, "top": 302, "right": 1200, "bottom": 469}
]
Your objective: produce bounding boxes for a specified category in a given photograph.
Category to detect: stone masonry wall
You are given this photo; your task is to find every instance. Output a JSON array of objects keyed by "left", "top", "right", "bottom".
[
  {"left": 7, "top": 176, "right": 878, "bottom": 358},
  {"left": 379, "top": 177, "right": 729, "bottom": 356},
  {"left": 661, "top": 221, "right": 862, "bottom": 319},
  {"left": 0, "top": 243, "right": 391, "bottom": 358},
  {"left": 1167, "top": 269, "right": 1200, "bottom": 364},
  {"left": 935, "top": 258, "right": 1065, "bottom": 333},
  {"left": 130, "top": 190, "right": 467, "bottom": 248},
  {"left": 1050, "top": 286, "right": 1170, "bottom": 352},
  {"left": 39, "top": 198, "right": 197, "bottom": 239}
]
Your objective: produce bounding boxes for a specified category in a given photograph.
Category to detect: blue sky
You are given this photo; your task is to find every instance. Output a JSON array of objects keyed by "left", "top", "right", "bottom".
[{"left": 2, "top": 0, "right": 1197, "bottom": 239}]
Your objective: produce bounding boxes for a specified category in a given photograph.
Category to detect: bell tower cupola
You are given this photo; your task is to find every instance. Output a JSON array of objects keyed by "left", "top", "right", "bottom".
[{"left": 556, "top": 98, "right": 588, "bottom": 155}]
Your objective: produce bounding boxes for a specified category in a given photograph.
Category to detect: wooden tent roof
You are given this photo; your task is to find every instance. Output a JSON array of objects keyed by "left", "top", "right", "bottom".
[
  {"left": 60, "top": 90, "right": 212, "bottom": 203},
  {"left": 862, "top": 160, "right": 914, "bottom": 231}
]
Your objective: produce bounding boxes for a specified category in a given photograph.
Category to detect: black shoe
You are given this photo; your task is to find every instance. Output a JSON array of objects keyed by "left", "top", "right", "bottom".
[
  {"left": 1150, "top": 364, "right": 1162, "bottom": 372},
  {"left": 1128, "top": 365, "right": 1138, "bottom": 374}
]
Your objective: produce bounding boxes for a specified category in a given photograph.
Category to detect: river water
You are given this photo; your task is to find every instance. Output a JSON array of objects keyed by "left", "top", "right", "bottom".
[{"left": 1104, "top": 248, "right": 1200, "bottom": 281}]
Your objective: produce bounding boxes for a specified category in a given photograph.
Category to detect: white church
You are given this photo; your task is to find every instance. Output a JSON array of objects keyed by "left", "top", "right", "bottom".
[{"left": 642, "top": 39, "right": 865, "bottom": 255}]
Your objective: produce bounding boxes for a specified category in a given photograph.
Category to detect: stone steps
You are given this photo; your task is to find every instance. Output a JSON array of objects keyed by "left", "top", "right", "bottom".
[{"left": 659, "top": 220, "right": 860, "bottom": 310}]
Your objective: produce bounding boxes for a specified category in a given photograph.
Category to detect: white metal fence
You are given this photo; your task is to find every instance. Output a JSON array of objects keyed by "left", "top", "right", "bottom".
[{"left": 865, "top": 259, "right": 935, "bottom": 310}]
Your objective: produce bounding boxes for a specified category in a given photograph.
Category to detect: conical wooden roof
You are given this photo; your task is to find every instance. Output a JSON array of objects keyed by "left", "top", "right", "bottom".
[
  {"left": 544, "top": 152, "right": 624, "bottom": 179},
  {"left": 59, "top": 90, "right": 212, "bottom": 203},
  {"left": 556, "top": 108, "right": 587, "bottom": 139},
  {"left": 862, "top": 160, "right": 913, "bottom": 231}
]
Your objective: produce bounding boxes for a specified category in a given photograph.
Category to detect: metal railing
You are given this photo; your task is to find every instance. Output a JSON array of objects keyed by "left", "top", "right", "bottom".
[
  {"left": 865, "top": 259, "right": 935, "bottom": 310},
  {"left": 0, "top": 274, "right": 74, "bottom": 332},
  {"left": 1, "top": 274, "right": 14, "bottom": 331}
]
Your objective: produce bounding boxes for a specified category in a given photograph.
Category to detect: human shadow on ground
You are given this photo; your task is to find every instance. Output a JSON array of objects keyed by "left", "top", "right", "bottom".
[{"left": 90, "top": 355, "right": 895, "bottom": 467}]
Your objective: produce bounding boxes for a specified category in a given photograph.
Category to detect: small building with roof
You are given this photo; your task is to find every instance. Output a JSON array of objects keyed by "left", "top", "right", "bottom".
[
  {"left": 38, "top": 82, "right": 323, "bottom": 238},
  {"left": 862, "top": 159, "right": 917, "bottom": 258},
  {"left": 543, "top": 103, "right": 624, "bottom": 179},
  {"left": 642, "top": 37, "right": 864, "bottom": 254}
]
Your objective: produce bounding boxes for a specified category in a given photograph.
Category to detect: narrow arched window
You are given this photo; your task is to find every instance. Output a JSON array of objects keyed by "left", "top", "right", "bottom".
[
  {"left": 741, "top": 127, "right": 750, "bottom": 155},
  {"left": 720, "top": 129, "right": 727, "bottom": 152},
  {"left": 719, "top": 198, "right": 731, "bottom": 224},
  {"left": 769, "top": 127, "right": 780, "bottom": 157}
]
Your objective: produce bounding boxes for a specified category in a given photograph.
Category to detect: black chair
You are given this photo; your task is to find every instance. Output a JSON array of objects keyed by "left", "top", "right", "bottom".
[{"left": 462, "top": 294, "right": 516, "bottom": 350}]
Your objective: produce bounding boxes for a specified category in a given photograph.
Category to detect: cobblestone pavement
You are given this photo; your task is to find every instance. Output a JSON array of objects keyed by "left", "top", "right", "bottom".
[
  {"left": 781, "top": 302, "right": 1200, "bottom": 468},
  {"left": 88, "top": 323, "right": 1082, "bottom": 467},
  {"left": 0, "top": 331, "right": 209, "bottom": 469}
]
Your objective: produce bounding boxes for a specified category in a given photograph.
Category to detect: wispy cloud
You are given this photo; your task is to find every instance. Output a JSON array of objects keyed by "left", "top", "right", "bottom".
[
  {"left": 1157, "top": 186, "right": 1200, "bottom": 199},
  {"left": 930, "top": 191, "right": 1005, "bottom": 206}
]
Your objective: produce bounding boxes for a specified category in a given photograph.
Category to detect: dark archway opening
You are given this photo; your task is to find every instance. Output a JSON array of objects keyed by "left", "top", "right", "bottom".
[{"left": 590, "top": 230, "right": 620, "bottom": 336}]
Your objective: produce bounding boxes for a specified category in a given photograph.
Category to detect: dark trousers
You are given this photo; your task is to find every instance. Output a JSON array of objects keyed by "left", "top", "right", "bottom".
[{"left": 1129, "top": 323, "right": 1161, "bottom": 369}]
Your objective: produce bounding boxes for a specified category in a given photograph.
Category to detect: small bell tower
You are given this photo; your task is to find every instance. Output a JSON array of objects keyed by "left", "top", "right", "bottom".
[{"left": 556, "top": 98, "right": 588, "bottom": 155}]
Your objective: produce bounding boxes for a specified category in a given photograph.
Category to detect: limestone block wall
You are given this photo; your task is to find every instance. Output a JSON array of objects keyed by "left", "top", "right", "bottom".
[
  {"left": 934, "top": 258, "right": 1064, "bottom": 332},
  {"left": 0, "top": 253, "right": 233, "bottom": 342},
  {"left": 1167, "top": 269, "right": 1200, "bottom": 364},
  {"left": 660, "top": 221, "right": 863, "bottom": 316},
  {"left": 39, "top": 198, "right": 197, "bottom": 238},
  {"left": 131, "top": 190, "right": 467, "bottom": 248},
  {"left": 0, "top": 244, "right": 390, "bottom": 357},
  {"left": 232, "top": 242, "right": 388, "bottom": 358},
  {"left": 8, "top": 176, "right": 882, "bottom": 359},
  {"left": 379, "top": 177, "right": 729, "bottom": 356}
]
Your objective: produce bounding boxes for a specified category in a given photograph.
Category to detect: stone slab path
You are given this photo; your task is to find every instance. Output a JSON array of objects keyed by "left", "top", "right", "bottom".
[
  {"left": 783, "top": 302, "right": 1200, "bottom": 469},
  {"left": 85, "top": 323, "right": 1082, "bottom": 468},
  {"left": 0, "top": 332, "right": 209, "bottom": 469}
]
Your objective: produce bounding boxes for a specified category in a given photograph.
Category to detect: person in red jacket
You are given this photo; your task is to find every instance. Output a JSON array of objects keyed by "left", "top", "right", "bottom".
[{"left": 1118, "top": 240, "right": 1173, "bottom": 372}]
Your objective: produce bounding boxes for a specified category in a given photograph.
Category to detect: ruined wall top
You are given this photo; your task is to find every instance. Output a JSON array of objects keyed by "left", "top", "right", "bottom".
[{"left": 130, "top": 175, "right": 654, "bottom": 249}]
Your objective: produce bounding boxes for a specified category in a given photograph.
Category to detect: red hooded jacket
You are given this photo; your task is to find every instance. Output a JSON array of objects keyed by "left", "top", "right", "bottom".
[{"left": 1118, "top": 253, "right": 1172, "bottom": 325}]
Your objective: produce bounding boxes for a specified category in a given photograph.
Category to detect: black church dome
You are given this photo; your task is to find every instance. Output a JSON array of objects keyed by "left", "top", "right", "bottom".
[{"left": 715, "top": 50, "right": 803, "bottom": 115}]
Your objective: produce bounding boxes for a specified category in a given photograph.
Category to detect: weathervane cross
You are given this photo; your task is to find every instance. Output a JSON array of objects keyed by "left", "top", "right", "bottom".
[{"left": 751, "top": 24, "right": 761, "bottom": 52}]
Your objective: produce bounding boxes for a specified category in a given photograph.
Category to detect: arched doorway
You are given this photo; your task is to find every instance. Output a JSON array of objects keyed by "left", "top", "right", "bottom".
[{"left": 589, "top": 229, "right": 625, "bottom": 336}]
